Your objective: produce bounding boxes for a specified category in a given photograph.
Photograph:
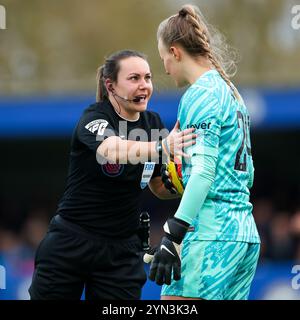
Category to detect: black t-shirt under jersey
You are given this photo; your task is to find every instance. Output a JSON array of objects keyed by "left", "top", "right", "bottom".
[{"left": 57, "top": 100, "right": 166, "bottom": 238}]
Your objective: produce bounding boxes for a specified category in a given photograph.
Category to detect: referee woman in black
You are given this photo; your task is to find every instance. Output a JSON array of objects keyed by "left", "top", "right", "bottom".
[{"left": 29, "top": 50, "right": 196, "bottom": 300}]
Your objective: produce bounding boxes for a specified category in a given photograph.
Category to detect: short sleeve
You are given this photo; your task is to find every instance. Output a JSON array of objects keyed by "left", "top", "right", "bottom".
[
  {"left": 76, "top": 112, "right": 118, "bottom": 153},
  {"left": 178, "top": 86, "right": 222, "bottom": 158}
]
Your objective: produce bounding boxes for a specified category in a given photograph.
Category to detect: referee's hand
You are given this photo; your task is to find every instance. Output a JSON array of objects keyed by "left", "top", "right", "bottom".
[{"left": 163, "top": 120, "right": 197, "bottom": 159}]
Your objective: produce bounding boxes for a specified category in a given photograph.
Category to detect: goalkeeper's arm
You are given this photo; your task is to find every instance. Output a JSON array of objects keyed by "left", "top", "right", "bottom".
[
  {"left": 174, "top": 153, "right": 216, "bottom": 223},
  {"left": 148, "top": 154, "right": 217, "bottom": 284}
]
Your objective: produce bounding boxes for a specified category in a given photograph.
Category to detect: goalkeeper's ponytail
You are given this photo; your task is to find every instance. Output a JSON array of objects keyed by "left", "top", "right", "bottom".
[{"left": 157, "top": 4, "right": 241, "bottom": 102}]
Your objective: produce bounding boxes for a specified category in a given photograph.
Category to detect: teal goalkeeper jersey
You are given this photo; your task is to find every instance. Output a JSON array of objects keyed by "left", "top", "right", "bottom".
[{"left": 178, "top": 70, "right": 260, "bottom": 243}]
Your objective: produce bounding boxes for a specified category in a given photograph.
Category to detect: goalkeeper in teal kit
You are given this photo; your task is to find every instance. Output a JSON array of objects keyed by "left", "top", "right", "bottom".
[{"left": 147, "top": 4, "right": 260, "bottom": 300}]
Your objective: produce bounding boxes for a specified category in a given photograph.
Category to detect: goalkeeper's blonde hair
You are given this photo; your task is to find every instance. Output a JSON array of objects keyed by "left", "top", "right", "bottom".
[{"left": 157, "top": 4, "right": 241, "bottom": 102}]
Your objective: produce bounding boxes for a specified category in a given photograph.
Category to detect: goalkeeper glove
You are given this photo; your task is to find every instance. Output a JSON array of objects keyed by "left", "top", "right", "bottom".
[
  {"left": 148, "top": 217, "right": 189, "bottom": 285},
  {"left": 161, "top": 156, "right": 184, "bottom": 195}
]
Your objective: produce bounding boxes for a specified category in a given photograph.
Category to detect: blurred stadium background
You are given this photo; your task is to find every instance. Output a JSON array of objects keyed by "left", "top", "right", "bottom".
[{"left": 1, "top": 0, "right": 300, "bottom": 300}]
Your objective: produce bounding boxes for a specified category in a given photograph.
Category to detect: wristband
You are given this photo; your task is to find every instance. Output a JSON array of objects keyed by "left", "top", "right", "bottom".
[
  {"left": 155, "top": 137, "right": 163, "bottom": 162},
  {"left": 163, "top": 217, "right": 190, "bottom": 245}
]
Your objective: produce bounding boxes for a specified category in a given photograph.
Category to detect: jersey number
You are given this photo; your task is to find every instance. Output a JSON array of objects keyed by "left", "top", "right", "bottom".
[{"left": 234, "top": 111, "right": 251, "bottom": 172}]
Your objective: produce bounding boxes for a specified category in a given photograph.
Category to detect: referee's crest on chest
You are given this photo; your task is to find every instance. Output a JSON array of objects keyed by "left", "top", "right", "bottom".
[
  {"left": 101, "top": 163, "right": 124, "bottom": 177},
  {"left": 140, "top": 162, "right": 155, "bottom": 189}
]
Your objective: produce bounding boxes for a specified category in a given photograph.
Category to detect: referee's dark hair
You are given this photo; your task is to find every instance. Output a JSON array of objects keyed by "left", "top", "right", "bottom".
[{"left": 96, "top": 50, "right": 148, "bottom": 102}]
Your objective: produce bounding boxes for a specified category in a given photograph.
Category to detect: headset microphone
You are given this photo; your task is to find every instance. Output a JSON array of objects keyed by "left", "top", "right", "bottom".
[
  {"left": 115, "top": 93, "right": 143, "bottom": 103},
  {"left": 109, "top": 87, "right": 143, "bottom": 103}
]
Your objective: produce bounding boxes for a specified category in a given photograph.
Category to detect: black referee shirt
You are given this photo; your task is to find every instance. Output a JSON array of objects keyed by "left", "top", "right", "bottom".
[{"left": 57, "top": 100, "right": 166, "bottom": 238}]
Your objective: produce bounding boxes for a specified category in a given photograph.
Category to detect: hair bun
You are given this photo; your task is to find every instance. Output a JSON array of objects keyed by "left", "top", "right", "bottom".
[{"left": 178, "top": 8, "right": 188, "bottom": 18}]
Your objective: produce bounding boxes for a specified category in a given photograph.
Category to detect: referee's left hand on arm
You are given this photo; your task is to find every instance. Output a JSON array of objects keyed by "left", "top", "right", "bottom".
[{"left": 164, "top": 120, "right": 197, "bottom": 159}]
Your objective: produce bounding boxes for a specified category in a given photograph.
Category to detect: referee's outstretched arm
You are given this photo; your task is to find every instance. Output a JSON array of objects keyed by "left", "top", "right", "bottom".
[{"left": 97, "top": 121, "right": 196, "bottom": 164}]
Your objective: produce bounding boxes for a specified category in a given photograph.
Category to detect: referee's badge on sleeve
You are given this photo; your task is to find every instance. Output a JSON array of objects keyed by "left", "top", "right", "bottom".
[
  {"left": 85, "top": 119, "right": 108, "bottom": 135},
  {"left": 140, "top": 162, "right": 155, "bottom": 189}
]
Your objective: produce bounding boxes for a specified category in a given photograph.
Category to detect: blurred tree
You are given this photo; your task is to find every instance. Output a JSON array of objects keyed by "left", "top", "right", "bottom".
[{"left": 0, "top": 0, "right": 299, "bottom": 95}]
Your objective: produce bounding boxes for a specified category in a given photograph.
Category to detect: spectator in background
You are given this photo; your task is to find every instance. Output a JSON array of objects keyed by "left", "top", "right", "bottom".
[
  {"left": 0, "top": 229, "right": 21, "bottom": 255},
  {"left": 290, "top": 209, "right": 300, "bottom": 262},
  {"left": 252, "top": 199, "right": 274, "bottom": 261},
  {"left": 268, "top": 212, "right": 294, "bottom": 261},
  {"left": 20, "top": 210, "right": 49, "bottom": 254}
]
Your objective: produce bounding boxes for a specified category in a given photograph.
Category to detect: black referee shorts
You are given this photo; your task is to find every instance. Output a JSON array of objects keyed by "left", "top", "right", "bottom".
[{"left": 29, "top": 215, "right": 147, "bottom": 300}]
